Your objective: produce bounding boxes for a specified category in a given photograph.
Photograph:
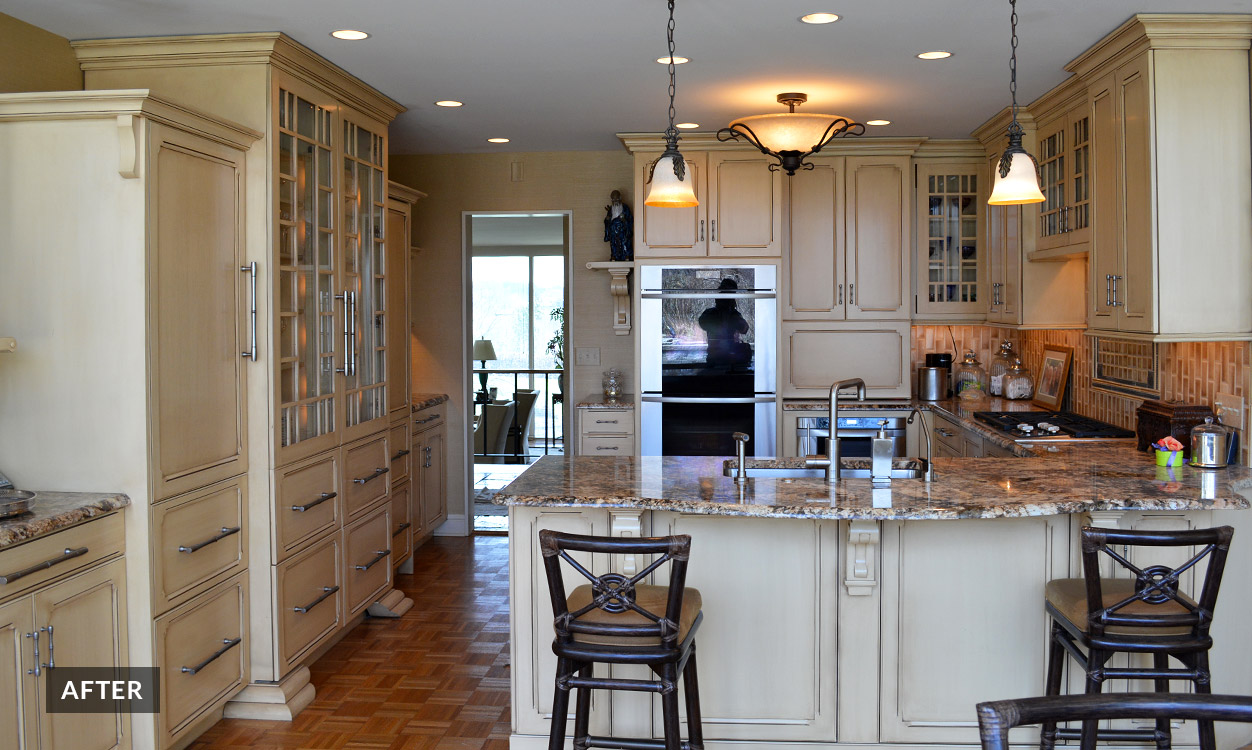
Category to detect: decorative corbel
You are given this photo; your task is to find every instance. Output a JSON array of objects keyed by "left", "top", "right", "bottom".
[
  {"left": 586, "top": 262, "right": 632, "bottom": 335},
  {"left": 116, "top": 114, "right": 141, "bottom": 179},
  {"left": 845, "top": 520, "right": 880, "bottom": 595}
]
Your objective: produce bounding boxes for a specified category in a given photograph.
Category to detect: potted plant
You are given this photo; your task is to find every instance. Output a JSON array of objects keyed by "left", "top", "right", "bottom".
[{"left": 546, "top": 306, "right": 564, "bottom": 395}]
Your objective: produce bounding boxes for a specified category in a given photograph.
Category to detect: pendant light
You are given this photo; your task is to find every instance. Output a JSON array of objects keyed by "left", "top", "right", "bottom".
[
  {"left": 645, "top": 0, "right": 699, "bottom": 207},
  {"left": 718, "top": 93, "right": 865, "bottom": 175},
  {"left": 987, "top": 0, "right": 1045, "bottom": 205}
]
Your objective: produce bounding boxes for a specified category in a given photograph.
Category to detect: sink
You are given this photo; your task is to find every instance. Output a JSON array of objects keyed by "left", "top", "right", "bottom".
[{"left": 722, "top": 459, "right": 923, "bottom": 480}]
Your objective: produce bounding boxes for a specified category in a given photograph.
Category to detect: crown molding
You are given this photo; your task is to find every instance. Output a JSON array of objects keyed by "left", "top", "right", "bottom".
[{"left": 1068, "top": 14, "right": 1252, "bottom": 82}]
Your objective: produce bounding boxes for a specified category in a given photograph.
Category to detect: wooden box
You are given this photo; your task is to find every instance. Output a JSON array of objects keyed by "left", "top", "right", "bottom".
[{"left": 1135, "top": 400, "right": 1215, "bottom": 453}]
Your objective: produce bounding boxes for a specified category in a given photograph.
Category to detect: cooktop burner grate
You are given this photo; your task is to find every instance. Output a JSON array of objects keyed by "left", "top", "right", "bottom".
[{"left": 973, "top": 411, "right": 1136, "bottom": 440}]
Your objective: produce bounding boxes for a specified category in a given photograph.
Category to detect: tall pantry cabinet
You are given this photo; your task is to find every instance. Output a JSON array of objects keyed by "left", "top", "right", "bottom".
[
  {"left": 73, "top": 34, "right": 409, "bottom": 731},
  {"left": 0, "top": 92, "right": 259, "bottom": 750}
]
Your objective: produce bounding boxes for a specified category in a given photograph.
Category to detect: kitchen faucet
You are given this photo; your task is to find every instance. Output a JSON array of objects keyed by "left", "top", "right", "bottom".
[
  {"left": 805, "top": 378, "right": 866, "bottom": 484},
  {"left": 907, "top": 408, "right": 935, "bottom": 483}
]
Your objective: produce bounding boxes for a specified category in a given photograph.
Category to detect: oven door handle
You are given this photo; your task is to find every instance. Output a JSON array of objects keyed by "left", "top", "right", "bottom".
[
  {"left": 640, "top": 291, "right": 777, "bottom": 300},
  {"left": 640, "top": 395, "right": 776, "bottom": 404}
]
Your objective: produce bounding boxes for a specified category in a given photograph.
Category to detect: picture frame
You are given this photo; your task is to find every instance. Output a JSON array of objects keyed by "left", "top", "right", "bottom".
[{"left": 1033, "top": 345, "right": 1074, "bottom": 411}]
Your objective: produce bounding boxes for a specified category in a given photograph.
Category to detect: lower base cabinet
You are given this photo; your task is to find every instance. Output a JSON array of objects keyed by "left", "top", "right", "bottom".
[
  {"left": 274, "top": 534, "right": 343, "bottom": 676},
  {"left": 342, "top": 504, "right": 392, "bottom": 616},
  {"left": 413, "top": 405, "right": 448, "bottom": 536}
]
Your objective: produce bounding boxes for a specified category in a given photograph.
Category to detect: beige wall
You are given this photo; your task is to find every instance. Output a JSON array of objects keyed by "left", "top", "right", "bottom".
[
  {"left": 389, "top": 150, "right": 635, "bottom": 526},
  {"left": 0, "top": 12, "right": 82, "bottom": 93}
]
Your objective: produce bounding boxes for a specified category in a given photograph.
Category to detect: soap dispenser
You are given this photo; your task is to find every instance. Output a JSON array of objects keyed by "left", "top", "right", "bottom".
[{"left": 871, "top": 419, "right": 894, "bottom": 486}]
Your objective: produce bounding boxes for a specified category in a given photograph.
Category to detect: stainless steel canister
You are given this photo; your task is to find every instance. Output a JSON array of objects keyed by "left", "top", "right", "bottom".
[
  {"left": 1190, "top": 417, "right": 1231, "bottom": 469},
  {"left": 917, "top": 367, "right": 948, "bottom": 402}
]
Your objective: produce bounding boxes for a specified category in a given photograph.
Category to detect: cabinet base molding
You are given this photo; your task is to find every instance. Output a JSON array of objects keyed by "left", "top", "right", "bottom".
[
  {"left": 397, "top": 556, "right": 415, "bottom": 574},
  {"left": 366, "top": 587, "right": 413, "bottom": 618},
  {"left": 223, "top": 666, "right": 315, "bottom": 721}
]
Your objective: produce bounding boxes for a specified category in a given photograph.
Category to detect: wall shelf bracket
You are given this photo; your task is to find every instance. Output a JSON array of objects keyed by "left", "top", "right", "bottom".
[{"left": 585, "top": 261, "right": 633, "bottom": 336}]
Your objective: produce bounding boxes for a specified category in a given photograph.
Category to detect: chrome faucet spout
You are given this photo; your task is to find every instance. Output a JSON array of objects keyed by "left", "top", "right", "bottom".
[
  {"left": 907, "top": 408, "right": 935, "bottom": 483},
  {"left": 805, "top": 378, "right": 867, "bottom": 484}
]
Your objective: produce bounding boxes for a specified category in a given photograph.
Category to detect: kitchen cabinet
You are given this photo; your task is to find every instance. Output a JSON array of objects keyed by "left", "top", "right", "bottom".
[
  {"left": 1072, "top": 19, "right": 1252, "bottom": 339},
  {"left": 984, "top": 152, "right": 1022, "bottom": 325},
  {"left": 577, "top": 408, "right": 636, "bottom": 457},
  {"left": 73, "top": 34, "right": 409, "bottom": 731},
  {"left": 782, "top": 321, "right": 912, "bottom": 399},
  {"left": 633, "top": 150, "right": 782, "bottom": 258},
  {"left": 786, "top": 155, "right": 912, "bottom": 321},
  {"left": 386, "top": 182, "right": 425, "bottom": 419},
  {"left": 413, "top": 402, "right": 448, "bottom": 541},
  {"left": 1034, "top": 100, "right": 1091, "bottom": 257},
  {"left": 913, "top": 161, "right": 985, "bottom": 318}
]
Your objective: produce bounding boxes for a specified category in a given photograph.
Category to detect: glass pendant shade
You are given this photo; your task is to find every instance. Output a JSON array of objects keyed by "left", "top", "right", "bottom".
[
  {"left": 645, "top": 154, "right": 699, "bottom": 207},
  {"left": 988, "top": 150, "right": 1045, "bottom": 205},
  {"left": 728, "top": 112, "right": 849, "bottom": 154}
]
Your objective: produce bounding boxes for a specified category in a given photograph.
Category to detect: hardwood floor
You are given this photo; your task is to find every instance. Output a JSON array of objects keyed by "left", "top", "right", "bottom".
[{"left": 189, "top": 536, "right": 512, "bottom": 749}]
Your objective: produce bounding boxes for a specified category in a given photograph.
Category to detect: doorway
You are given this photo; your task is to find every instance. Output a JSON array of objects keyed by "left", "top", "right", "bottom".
[{"left": 466, "top": 212, "right": 570, "bottom": 533}]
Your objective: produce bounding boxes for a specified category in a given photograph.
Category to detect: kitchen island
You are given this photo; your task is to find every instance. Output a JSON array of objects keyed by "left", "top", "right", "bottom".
[{"left": 499, "top": 415, "right": 1252, "bottom": 750}]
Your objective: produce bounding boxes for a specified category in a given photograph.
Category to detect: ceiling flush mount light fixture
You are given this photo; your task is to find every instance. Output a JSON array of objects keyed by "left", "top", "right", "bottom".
[
  {"left": 330, "top": 29, "right": 369, "bottom": 40},
  {"left": 645, "top": 0, "right": 699, "bottom": 208},
  {"left": 916, "top": 50, "right": 951, "bottom": 60},
  {"left": 800, "top": 13, "right": 840, "bottom": 24},
  {"left": 435, "top": 100, "right": 463, "bottom": 107},
  {"left": 988, "top": 0, "right": 1045, "bottom": 205},
  {"left": 717, "top": 92, "right": 865, "bottom": 175}
]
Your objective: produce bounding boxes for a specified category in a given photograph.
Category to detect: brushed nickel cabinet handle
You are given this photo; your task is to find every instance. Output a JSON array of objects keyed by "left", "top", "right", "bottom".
[
  {"left": 178, "top": 526, "right": 241, "bottom": 554},
  {"left": 595, "top": 419, "right": 618, "bottom": 424},
  {"left": 711, "top": 219, "right": 716, "bottom": 242},
  {"left": 292, "top": 491, "right": 336, "bottom": 513},
  {"left": 392, "top": 449, "right": 411, "bottom": 461},
  {"left": 354, "top": 549, "right": 390, "bottom": 571},
  {"left": 413, "top": 415, "right": 439, "bottom": 425},
  {"left": 181, "top": 637, "right": 241, "bottom": 675},
  {"left": 937, "top": 428, "right": 956, "bottom": 438},
  {"left": 699, "top": 219, "right": 705, "bottom": 242},
  {"left": 353, "top": 467, "right": 389, "bottom": 484},
  {"left": 393, "top": 522, "right": 411, "bottom": 537},
  {"left": 25, "top": 631, "right": 39, "bottom": 677},
  {"left": 240, "top": 262, "right": 258, "bottom": 360},
  {"left": 596, "top": 445, "right": 620, "bottom": 451},
  {"left": 293, "top": 585, "right": 339, "bottom": 613},
  {"left": 1112, "top": 275, "right": 1122, "bottom": 307},
  {"left": 424, "top": 446, "right": 432, "bottom": 468},
  {"left": 848, "top": 283, "right": 854, "bottom": 306},
  {"left": 40, "top": 625, "right": 53, "bottom": 670},
  {"left": 1105, "top": 275, "right": 1113, "bottom": 307},
  {"left": 837, "top": 283, "right": 843, "bottom": 306},
  {"left": 0, "top": 547, "right": 88, "bottom": 585},
  {"left": 335, "top": 292, "right": 350, "bottom": 373}
]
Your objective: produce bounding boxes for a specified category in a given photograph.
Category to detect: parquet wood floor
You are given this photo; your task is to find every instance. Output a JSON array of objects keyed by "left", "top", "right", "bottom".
[{"left": 189, "top": 536, "right": 512, "bottom": 750}]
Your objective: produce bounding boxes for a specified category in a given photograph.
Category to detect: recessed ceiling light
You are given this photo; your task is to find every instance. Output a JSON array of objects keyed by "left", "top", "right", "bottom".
[
  {"left": 799, "top": 13, "right": 840, "bottom": 24},
  {"left": 866, "top": 119, "right": 891, "bottom": 126},
  {"left": 330, "top": 29, "right": 370, "bottom": 40},
  {"left": 917, "top": 50, "right": 952, "bottom": 60},
  {"left": 435, "top": 100, "right": 463, "bottom": 107},
  {"left": 487, "top": 138, "right": 510, "bottom": 143},
  {"left": 656, "top": 56, "right": 689, "bottom": 64},
  {"left": 676, "top": 122, "right": 700, "bottom": 129}
]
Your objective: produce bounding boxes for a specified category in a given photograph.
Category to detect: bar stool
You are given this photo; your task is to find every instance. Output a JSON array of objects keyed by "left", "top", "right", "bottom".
[
  {"left": 1041, "top": 525, "right": 1234, "bottom": 750},
  {"left": 539, "top": 529, "right": 704, "bottom": 750}
]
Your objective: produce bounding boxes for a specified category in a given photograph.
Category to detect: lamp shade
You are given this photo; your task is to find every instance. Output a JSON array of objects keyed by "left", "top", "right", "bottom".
[
  {"left": 472, "top": 338, "right": 497, "bottom": 361},
  {"left": 988, "top": 151, "right": 1045, "bottom": 205},
  {"left": 645, "top": 154, "right": 699, "bottom": 207},
  {"left": 728, "top": 111, "right": 849, "bottom": 153}
]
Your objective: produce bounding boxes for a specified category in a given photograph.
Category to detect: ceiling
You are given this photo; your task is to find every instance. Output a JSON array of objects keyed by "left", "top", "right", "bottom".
[{"left": 8, "top": 1, "right": 1252, "bottom": 154}]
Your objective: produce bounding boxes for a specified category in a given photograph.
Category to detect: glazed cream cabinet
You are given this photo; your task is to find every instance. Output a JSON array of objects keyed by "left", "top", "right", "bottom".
[
  {"left": 627, "top": 144, "right": 783, "bottom": 258},
  {"left": 912, "top": 159, "right": 985, "bottom": 319},
  {"left": 413, "top": 402, "right": 449, "bottom": 541},
  {"left": 1072, "top": 17, "right": 1252, "bottom": 339},
  {"left": 0, "top": 515, "right": 128, "bottom": 750},
  {"left": 73, "top": 33, "right": 409, "bottom": 730},
  {"left": 1033, "top": 99, "right": 1091, "bottom": 257}
]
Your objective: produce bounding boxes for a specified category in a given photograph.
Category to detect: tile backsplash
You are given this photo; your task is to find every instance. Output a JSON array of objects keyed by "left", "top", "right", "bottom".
[{"left": 912, "top": 325, "right": 1250, "bottom": 461}]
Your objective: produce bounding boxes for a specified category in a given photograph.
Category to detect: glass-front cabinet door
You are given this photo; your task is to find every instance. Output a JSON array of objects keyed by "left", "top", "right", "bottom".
[
  {"left": 276, "top": 87, "right": 338, "bottom": 455},
  {"left": 341, "top": 114, "right": 388, "bottom": 440},
  {"left": 1036, "top": 102, "right": 1091, "bottom": 254},
  {"left": 914, "top": 162, "right": 984, "bottom": 317}
]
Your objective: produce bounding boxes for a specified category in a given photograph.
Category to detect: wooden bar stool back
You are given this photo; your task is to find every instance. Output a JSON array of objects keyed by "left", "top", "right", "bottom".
[
  {"left": 1042, "top": 525, "right": 1234, "bottom": 750},
  {"left": 539, "top": 529, "right": 704, "bottom": 750}
]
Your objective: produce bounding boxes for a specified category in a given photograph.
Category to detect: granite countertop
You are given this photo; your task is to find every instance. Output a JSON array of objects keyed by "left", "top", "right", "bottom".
[
  {"left": 577, "top": 394, "right": 635, "bottom": 409},
  {"left": 0, "top": 491, "right": 130, "bottom": 549},
  {"left": 412, "top": 393, "right": 450, "bottom": 411}
]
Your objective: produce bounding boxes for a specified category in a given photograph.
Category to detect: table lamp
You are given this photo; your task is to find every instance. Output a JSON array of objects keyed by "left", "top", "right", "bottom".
[{"left": 472, "top": 338, "right": 497, "bottom": 400}]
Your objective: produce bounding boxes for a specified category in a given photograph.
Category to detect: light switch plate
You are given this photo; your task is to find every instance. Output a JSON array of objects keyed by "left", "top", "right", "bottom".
[
  {"left": 1214, "top": 391, "right": 1244, "bottom": 431},
  {"left": 575, "top": 347, "right": 600, "bottom": 366}
]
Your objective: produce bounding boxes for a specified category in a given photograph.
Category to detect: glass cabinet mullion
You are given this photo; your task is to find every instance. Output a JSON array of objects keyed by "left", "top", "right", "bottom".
[
  {"left": 923, "top": 170, "right": 978, "bottom": 305},
  {"left": 341, "top": 119, "right": 387, "bottom": 428}
]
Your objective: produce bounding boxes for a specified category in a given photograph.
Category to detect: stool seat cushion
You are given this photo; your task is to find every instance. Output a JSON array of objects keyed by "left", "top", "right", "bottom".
[
  {"left": 566, "top": 584, "right": 701, "bottom": 646},
  {"left": 1045, "top": 578, "right": 1194, "bottom": 635}
]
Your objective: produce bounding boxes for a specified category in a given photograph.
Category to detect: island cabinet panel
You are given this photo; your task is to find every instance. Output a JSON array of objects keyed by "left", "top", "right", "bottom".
[
  {"left": 649, "top": 514, "right": 838, "bottom": 743},
  {"left": 879, "top": 516, "right": 1068, "bottom": 744},
  {"left": 511, "top": 508, "right": 613, "bottom": 739}
]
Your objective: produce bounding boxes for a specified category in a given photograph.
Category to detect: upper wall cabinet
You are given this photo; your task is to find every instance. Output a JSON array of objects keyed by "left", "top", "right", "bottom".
[
  {"left": 632, "top": 150, "right": 782, "bottom": 258},
  {"left": 913, "top": 159, "right": 984, "bottom": 319},
  {"left": 1033, "top": 99, "right": 1091, "bottom": 258},
  {"left": 1070, "top": 15, "right": 1252, "bottom": 340}
]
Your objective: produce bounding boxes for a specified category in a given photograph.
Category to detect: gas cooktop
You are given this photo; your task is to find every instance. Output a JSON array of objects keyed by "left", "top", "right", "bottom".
[{"left": 973, "top": 411, "right": 1137, "bottom": 442}]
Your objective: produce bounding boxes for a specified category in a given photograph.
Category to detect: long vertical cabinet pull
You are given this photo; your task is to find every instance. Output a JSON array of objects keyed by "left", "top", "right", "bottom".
[
  {"left": 848, "top": 283, "right": 854, "bottom": 307},
  {"left": 711, "top": 219, "right": 717, "bottom": 242},
  {"left": 349, "top": 291, "right": 358, "bottom": 376},
  {"left": 240, "top": 262, "right": 258, "bottom": 360},
  {"left": 837, "top": 284, "right": 843, "bottom": 306},
  {"left": 335, "top": 292, "right": 351, "bottom": 374},
  {"left": 40, "top": 625, "right": 53, "bottom": 670},
  {"left": 699, "top": 220, "right": 705, "bottom": 242},
  {"left": 1105, "top": 275, "right": 1113, "bottom": 307},
  {"left": 25, "top": 631, "right": 39, "bottom": 677}
]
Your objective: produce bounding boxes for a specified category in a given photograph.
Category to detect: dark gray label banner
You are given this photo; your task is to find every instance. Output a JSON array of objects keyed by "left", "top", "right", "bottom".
[{"left": 44, "top": 667, "right": 160, "bottom": 713}]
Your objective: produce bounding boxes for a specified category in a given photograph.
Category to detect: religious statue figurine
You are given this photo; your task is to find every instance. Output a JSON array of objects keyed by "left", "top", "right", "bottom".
[{"left": 603, "top": 190, "right": 633, "bottom": 262}]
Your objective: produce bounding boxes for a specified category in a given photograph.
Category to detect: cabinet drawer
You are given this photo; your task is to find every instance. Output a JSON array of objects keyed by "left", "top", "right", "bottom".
[
  {"left": 412, "top": 403, "right": 446, "bottom": 434},
  {"left": 932, "top": 415, "right": 964, "bottom": 454},
  {"left": 343, "top": 433, "right": 390, "bottom": 519},
  {"left": 390, "top": 482, "right": 412, "bottom": 571},
  {"left": 388, "top": 422, "right": 411, "bottom": 486},
  {"left": 580, "top": 435, "right": 634, "bottom": 456},
  {"left": 581, "top": 409, "right": 634, "bottom": 437},
  {"left": 0, "top": 511, "right": 123, "bottom": 603},
  {"left": 151, "top": 478, "right": 246, "bottom": 613},
  {"left": 343, "top": 505, "right": 391, "bottom": 616},
  {"left": 275, "top": 450, "right": 340, "bottom": 562},
  {"left": 155, "top": 573, "right": 247, "bottom": 744},
  {"left": 276, "top": 534, "right": 341, "bottom": 674}
]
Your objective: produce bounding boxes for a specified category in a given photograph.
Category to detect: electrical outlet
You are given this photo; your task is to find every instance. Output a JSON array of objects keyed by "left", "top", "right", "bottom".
[
  {"left": 575, "top": 347, "right": 600, "bottom": 366},
  {"left": 1214, "top": 391, "right": 1244, "bottom": 431}
]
